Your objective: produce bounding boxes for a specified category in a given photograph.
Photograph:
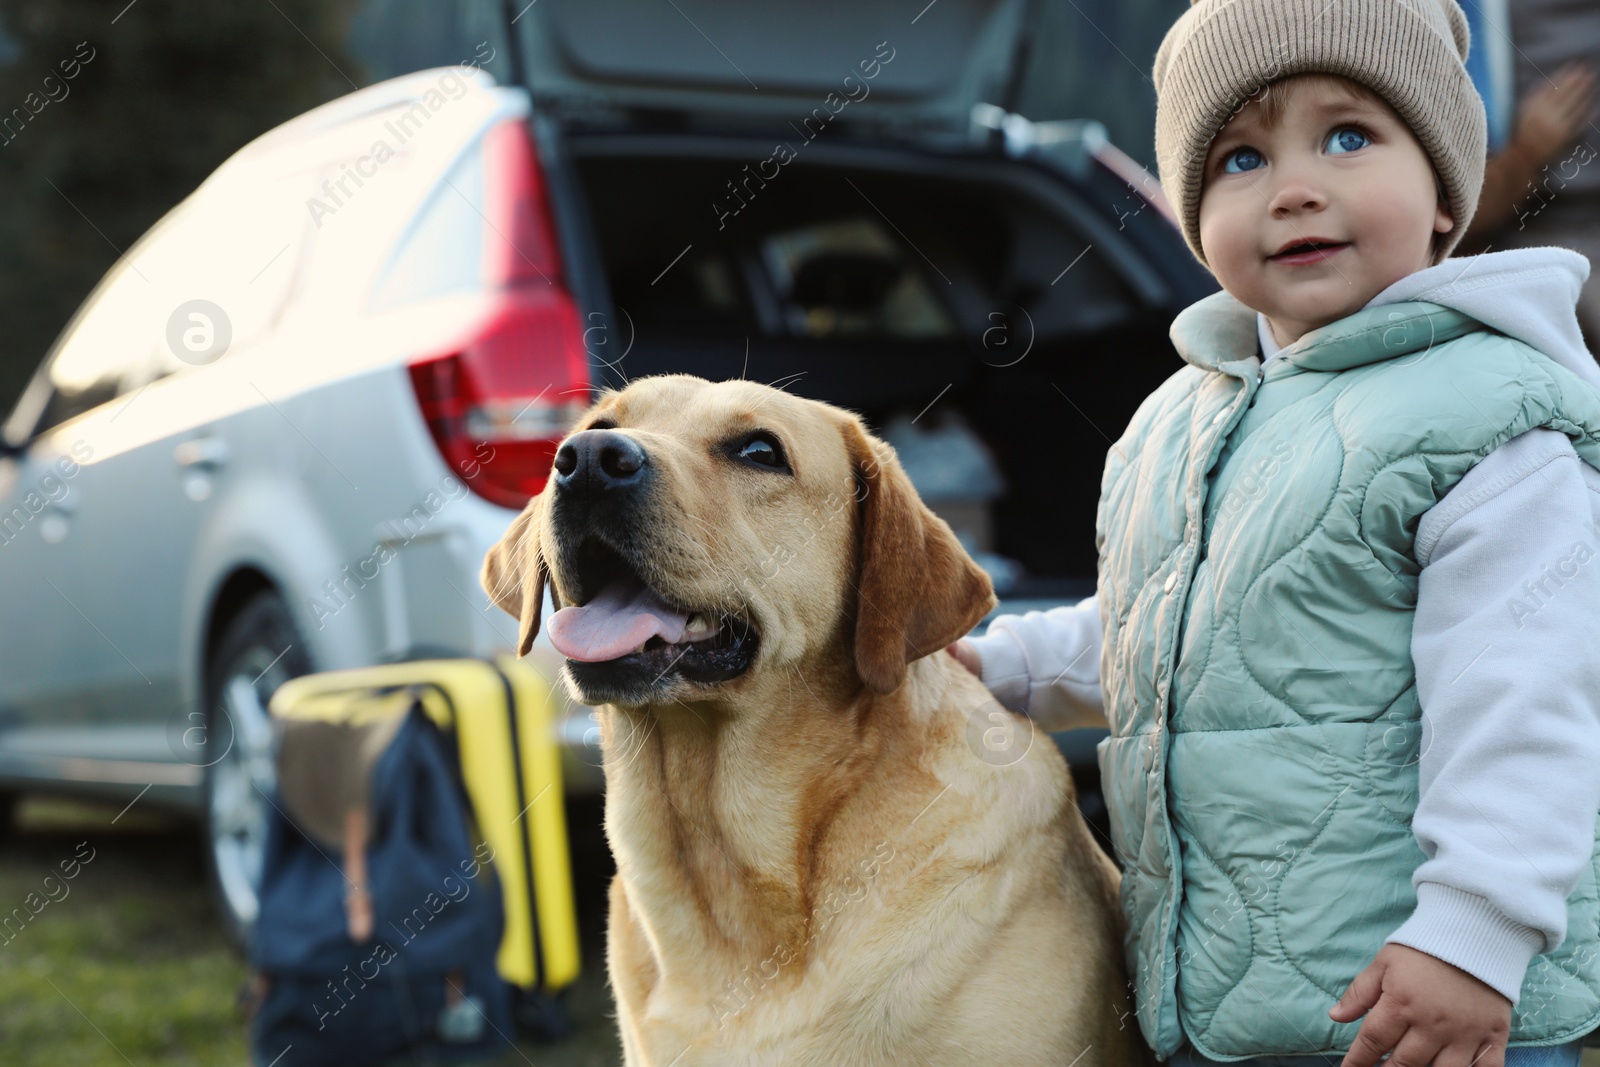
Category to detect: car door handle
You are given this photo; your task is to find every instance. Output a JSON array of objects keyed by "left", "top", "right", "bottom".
[{"left": 175, "top": 436, "right": 229, "bottom": 470}]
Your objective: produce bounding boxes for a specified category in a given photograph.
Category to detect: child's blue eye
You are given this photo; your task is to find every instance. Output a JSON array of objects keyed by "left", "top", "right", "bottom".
[
  {"left": 1326, "top": 126, "right": 1371, "bottom": 154},
  {"left": 1221, "top": 146, "right": 1263, "bottom": 175}
]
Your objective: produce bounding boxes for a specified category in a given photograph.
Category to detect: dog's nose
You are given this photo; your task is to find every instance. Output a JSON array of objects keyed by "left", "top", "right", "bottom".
[{"left": 553, "top": 429, "right": 647, "bottom": 493}]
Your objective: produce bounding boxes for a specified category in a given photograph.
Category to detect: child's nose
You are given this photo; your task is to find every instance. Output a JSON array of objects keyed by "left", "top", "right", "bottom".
[{"left": 1267, "top": 172, "right": 1328, "bottom": 217}]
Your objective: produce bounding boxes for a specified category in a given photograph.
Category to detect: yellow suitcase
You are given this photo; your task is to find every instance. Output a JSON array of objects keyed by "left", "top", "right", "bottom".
[{"left": 267, "top": 654, "right": 581, "bottom": 999}]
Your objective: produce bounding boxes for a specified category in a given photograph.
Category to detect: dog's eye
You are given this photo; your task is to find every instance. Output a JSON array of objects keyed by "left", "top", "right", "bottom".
[
  {"left": 735, "top": 432, "right": 788, "bottom": 471},
  {"left": 587, "top": 418, "right": 617, "bottom": 431}
]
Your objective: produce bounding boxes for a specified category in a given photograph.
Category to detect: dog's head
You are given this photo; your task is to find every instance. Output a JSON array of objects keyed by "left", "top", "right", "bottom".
[{"left": 479, "top": 374, "right": 995, "bottom": 707}]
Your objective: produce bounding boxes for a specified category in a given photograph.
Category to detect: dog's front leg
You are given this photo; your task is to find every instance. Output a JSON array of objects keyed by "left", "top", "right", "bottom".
[{"left": 607, "top": 874, "right": 658, "bottom": 1065}]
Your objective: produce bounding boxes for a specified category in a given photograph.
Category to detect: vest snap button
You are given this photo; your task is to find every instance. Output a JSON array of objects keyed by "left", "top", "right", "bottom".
[
  {"left": 1163, "top": 572, "right": 1178, "bottom": 593},
  {"left": 1211, "top": 408, "right": 1228, "bottom": 426}
]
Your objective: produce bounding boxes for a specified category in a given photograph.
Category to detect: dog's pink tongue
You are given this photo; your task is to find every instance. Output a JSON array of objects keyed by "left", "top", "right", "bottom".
[{"left": 548, "top": 574, "right": 689, "bottom": 662}]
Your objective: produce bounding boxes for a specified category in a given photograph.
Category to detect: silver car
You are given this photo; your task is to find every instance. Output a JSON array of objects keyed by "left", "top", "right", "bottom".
[{"left": 0, "top": 65, "right": 596, "bottom": 943}]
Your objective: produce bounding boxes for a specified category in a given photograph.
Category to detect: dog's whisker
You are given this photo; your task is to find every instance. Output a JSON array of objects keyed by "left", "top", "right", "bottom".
[
  {"left": 488, "top": 556, "right": 524, "bottom": 608},
  {"left": 609, "top": 702, "right": 659, "bottom": 774},
  {"left": 745, "top": 371, "right": 808, "bottom": 415},
  {"left": 765, "top": 370, "right": 808, "bottom": 392},
  {"left": 669, "top": 696, "right": 709, "bottom": 726},
  {"left": 486, "top": 515, "right": 537, "bottom": 608}
]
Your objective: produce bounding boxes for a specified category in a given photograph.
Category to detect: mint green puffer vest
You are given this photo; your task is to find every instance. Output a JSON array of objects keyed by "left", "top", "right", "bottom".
[{"left": 1096, "top": 289, "right": 1600, "bottom": 1060}]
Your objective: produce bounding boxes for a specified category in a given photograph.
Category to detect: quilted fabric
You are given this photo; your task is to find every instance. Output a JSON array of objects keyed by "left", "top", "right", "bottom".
[{"left": 1095, "top": 290, "right": 1600, "bottom": 1059}]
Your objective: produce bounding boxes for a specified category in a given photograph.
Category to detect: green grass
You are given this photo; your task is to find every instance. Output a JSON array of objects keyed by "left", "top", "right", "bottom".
[
  {"left": 0, "top": 794, "right": 623, "bottom": 1067},
  {"left": 0, "top": 797, "right": 248, "bottom": 1065}
]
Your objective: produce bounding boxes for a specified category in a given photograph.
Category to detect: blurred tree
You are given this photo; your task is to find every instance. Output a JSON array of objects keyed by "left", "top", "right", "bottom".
[{"left": 0, "top": 0, "right": 366, "bottom": 415}]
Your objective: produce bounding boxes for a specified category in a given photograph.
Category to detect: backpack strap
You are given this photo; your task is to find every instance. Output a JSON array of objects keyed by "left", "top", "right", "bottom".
[
  {"left": 274, "top": 690, "right": 410, "bottom": 850},
  {"left": 342, "top": 806, "right": 373, "bottom": 942}
]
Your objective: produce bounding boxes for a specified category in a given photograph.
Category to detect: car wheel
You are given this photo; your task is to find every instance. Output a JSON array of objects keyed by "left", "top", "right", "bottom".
[{"left": 200, "top": 591, "right": 311, "bottom": 948}]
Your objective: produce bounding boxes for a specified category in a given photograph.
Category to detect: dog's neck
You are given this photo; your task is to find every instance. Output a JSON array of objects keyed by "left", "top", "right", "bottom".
[{"left": 596, "top": 653, "right": 948, "bottom": 1005}]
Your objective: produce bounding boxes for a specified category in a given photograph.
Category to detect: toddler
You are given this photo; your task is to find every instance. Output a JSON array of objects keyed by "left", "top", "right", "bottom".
[{"left": 953, "top": 1, "right": 1600, "bottom": 1064}]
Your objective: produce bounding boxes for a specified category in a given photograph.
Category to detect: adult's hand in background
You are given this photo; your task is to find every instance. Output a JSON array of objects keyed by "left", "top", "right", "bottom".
[
  {"left": 1461, "top": 60, "right": 1600, "bottom": 248},
  {"left": 1513, "top": 60, "right": 1599, "bottom": 168}
]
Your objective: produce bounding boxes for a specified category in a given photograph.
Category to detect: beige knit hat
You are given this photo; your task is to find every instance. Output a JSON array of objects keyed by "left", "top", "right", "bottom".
[{"left": 1152, "top": 0, "right": 1487, "bottom": 269}]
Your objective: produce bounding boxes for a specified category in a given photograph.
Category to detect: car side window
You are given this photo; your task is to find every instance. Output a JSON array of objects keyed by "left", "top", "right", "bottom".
[
  {"left": 29, "top": 205, "right": 189, "bottom": 436},
  {"left": 28, "top": 166, "right": 313, "bottom": 437}
]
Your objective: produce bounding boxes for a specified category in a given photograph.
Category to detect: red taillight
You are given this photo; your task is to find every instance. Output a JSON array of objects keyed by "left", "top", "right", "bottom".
[{"left": 408, "top": 119, "right": 590, "bottom": 509}]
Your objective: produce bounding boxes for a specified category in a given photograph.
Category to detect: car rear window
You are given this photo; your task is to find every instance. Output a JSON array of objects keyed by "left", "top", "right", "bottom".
[{"left": 366, "top": 141, "right": 486, "bottom": 311}]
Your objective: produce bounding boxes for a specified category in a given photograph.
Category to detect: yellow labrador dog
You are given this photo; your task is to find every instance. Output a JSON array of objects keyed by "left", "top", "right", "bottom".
[{"left": 480, "top": 375, "right": 1143, "bottom": 1067}]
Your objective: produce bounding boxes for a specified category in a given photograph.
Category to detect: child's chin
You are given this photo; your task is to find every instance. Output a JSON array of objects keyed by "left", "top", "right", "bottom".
[
  {"left": 1255, "top": 292, "right": 1373, "bottom": 337},
  {"left": 1284, "top": 286, "right": 1357, "bottom": 309}
]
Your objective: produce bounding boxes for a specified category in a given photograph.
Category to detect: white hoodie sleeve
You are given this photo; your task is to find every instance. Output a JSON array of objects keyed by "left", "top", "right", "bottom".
[
  {"left": 963, "top": 594, "right": 1107, "bottom": 732},
  {"left": 1383, "top": 428, "right": 1600, "bottom": 1006}
]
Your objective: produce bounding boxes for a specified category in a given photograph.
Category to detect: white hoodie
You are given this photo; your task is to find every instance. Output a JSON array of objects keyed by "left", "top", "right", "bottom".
[{"left": 968, "top": 246, "right": 1600, "bottom": 1006}]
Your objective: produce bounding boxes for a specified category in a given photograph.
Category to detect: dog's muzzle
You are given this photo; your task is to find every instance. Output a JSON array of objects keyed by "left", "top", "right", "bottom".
[{"left": 544, "top": 429, "right": 759, "bottom": 703}]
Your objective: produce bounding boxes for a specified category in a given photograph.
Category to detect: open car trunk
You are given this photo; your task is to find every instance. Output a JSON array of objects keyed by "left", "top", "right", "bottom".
[{"left": 566, "top": 137, "right": 1186, "bottom": 601}]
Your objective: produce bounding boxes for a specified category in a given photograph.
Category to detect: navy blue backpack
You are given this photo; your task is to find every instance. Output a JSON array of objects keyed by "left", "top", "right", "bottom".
[{"left": 247, "top": 699, "right": 513, "bottom": 1067}]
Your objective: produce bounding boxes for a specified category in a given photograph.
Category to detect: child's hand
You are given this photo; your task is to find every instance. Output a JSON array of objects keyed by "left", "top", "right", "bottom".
[
  {"left": 1330, "top": 943, "right": 1511, "bottom": 1067},
  {"left": 946, "top": 639, "right": 982, "bottom": 678}
]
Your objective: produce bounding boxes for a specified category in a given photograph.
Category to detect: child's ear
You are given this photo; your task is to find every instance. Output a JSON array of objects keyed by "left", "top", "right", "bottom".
[
  {"left": 1435, "top": 193, "right": 1454, "bottom": 232},
  {"left": 1430, "top": 181, "right": 1454, "bottom": 263}
]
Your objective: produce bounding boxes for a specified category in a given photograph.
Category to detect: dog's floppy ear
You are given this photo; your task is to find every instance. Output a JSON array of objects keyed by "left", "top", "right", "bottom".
[
  {"left": 479, "top": 493, "right": 559, "bottom": 658},
  {"left": 844, "top": 417, "right": 996, "bottom": 694}
]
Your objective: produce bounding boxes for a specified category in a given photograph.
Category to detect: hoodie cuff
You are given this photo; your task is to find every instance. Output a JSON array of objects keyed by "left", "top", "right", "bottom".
[
  {"left": 1383, "top": 881, "right": 1547, "bottom": 1006},
  {"left": 966, "top": 630, "right": 1031, "bottom": 716}
]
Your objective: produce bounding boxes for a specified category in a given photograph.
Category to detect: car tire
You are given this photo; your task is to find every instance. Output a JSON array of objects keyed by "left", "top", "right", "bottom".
[{"left": 199, "top": 590, "right": 311, "bottom": 949}]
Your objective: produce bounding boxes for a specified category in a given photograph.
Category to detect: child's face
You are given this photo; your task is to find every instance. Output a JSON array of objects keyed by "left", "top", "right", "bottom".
[{"left": 1197, "top": 75, "right": 1453, "bottom": 348}]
